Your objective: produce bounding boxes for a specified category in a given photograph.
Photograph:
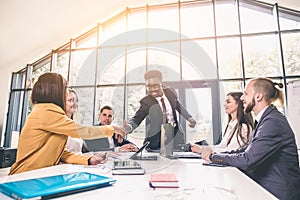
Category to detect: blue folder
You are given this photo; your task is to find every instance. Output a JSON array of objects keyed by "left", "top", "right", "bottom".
[{"left": 0, "top": 172, "right": 116, "bottom": 199}]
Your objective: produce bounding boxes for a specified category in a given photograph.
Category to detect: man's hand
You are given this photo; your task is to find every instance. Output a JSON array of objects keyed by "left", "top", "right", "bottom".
[
  {"left": 119, "top": 143, "right": 138, "bottom": 152},
  {"left": 187, "top": 117, "right": 196, "bottom": 128},
  {"left": 191, "top": 144, "right": 202, "bottom": 154},
  {"left": 112, "top": 126, "right": 126, "bottom": 139},
  {"left": 201, "top": 146, "right": 213, "bottom": 163}
]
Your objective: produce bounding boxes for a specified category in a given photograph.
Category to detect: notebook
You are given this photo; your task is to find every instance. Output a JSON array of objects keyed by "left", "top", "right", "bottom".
[
  {"left": 0, "top": 172, "right": 116, "bottom": 199},
  {"left": 130, "top": 141, "right": 158, "bottom": 160}
]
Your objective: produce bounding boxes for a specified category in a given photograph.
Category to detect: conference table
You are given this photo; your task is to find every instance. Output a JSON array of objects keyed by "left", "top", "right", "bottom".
[{"left": 0, "top": 152, "right": 278, "bottom": 200}]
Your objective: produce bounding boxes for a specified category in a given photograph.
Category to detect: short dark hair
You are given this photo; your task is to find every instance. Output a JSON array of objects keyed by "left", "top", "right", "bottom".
[
  {"left": 144, "top": 70, "right": 162, "bottom": 81},
  {"left": 31, "top": 72, "right": 67, "bottom": 110},
  {"left": 100, "top": 105, "right": 114, "bottom": 114}
]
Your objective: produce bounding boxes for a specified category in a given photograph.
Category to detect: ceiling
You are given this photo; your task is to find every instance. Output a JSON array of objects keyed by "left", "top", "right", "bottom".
[{"left": 1, "top": 0, "right": 300, "bottom": 73}]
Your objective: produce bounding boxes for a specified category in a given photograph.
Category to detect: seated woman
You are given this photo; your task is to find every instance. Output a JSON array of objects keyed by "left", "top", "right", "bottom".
[
  {"left": 65, "top": 88, "right": 84, "bottom": 154},
  {"left": 9, "top": 72, "right": 125, "bottom": 175},
  {"left": 192, "top": 92, "right": 253, "bottom": 154}
]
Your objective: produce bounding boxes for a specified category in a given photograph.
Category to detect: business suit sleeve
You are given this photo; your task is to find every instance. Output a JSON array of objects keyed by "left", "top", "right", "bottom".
[
  {"left": 167, "top": 88, "right": 192, "bottom": 120},
  {"left": 211, "top": 115, "right": 284, "bottom": 170},
  {"left": 128, "top": 97, "right": 150, "bottom": 131}
]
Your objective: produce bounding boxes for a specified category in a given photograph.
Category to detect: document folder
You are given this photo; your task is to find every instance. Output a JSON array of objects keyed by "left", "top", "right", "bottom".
[{"left": 0, "top": 172, "right": 116, "bottom": 199}]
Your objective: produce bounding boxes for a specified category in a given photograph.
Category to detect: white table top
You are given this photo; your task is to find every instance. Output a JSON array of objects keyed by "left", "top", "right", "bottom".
[{"left": 0, "top": 152, "right": 278, "bottom": 200}]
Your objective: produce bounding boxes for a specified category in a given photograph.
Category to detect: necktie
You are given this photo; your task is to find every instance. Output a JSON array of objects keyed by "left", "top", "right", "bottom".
[
  {"left": 254, "top": 120, "right": 258, "bottom": 129},
  {"left": 161, "top": 97, "right": 168, "bottom": 124}
]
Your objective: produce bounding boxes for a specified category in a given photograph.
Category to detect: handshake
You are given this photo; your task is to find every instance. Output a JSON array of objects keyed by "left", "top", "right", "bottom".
[{"left": 111, "top": 120, "right": 132, "bottom": 140}]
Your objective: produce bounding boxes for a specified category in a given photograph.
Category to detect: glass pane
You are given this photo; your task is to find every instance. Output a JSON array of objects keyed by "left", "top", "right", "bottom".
[
  {"left": 100, "top": 17, "right": 126, "bottom": 45},
  {"left": 97, "top": 46, "right": 126, "bottom": 85},
  {"left": 32, "top": 57, "right": 51, "bottom": 85},
  {"left": 148, "top": 6, "right": 179, "bottom": 42},
  {"left": 220, "top": 80, "right": 243, "bottom": 95},
  {"left": 182, "top": 39, "right": 217, "bottom": 80},
  {"left": 126, "top": 48, "right": 146, "bottom": 84},
  {"left": 126, "top": 85, "right": 146, "bottom": 147},
  {"left": 217, "top": 37, "right": 242, "bottom": 79},
  {"left": 215, "top": 1, "right": 239, "bottom": 36},
  {"left": 70, "top": 49, "right": 96, "bottom": 86},
  {"left": 11, "top": 72, "right": 26, "bottom": 89},
  {"left": 281, "top": 32, "right": 300, "bottom": 76},
  {"left": 243, "top": 34, "right": 280, "bottom": 77},
  {"left": 53, "top": 51, "right": 69, "bottom": 81},
  {"left": 75, "top": 87, "right": 94, "bottom": 125},
  {"left": 74, "top": 30, "right": 98, "bottom": 48},
  {"left": 181, "top": 2, "right": 214, "bottom": 38},
  {"left": 240, "top": 4, "right": 277, "bottom": 34},
  {"left": 148, "top": 42, "right": 180, "bottom": 81},
  {"left": 279, "top": 8, "right": 300, "bottom": 31},
  {"left": 128, "top": 8, "right": 147, "bottom": 31},
  {"left": 96, "top": 86, "right": 125, "bottom": 123},
  {"left": 185, "top": 88, "right": 213, "bottom": 145}
]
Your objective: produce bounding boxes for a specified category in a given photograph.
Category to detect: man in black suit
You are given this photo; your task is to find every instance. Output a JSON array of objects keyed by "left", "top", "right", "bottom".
[
  {"left": 200, "top": 78, "right": 300, "bottom": 200},
  {"left": 125, "top": 70, "right": 196, "bottom": 151}
]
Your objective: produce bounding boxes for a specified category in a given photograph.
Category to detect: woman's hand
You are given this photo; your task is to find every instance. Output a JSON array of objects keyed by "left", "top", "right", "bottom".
[{"left": 88, "top": 152, "right": 108, "bottom": 165}]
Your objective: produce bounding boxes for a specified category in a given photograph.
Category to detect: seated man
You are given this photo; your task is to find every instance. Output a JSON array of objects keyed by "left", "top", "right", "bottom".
[{"left": 83, "top": 105, "right": 138, "bottom": 152}]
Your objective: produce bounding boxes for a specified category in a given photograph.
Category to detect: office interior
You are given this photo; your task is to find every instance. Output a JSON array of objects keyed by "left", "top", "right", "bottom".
[{"left": 0, "top": 0, "right": 300, "bottom": 153}]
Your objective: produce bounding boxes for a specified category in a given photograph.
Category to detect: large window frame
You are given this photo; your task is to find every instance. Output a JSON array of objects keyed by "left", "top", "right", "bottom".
[{"left": 2, "top": 0, "right": 300, "bottom": 148}]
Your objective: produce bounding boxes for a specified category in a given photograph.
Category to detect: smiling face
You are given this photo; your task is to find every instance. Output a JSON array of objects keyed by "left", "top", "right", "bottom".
[
  {"left": 224, "top": 95, "right": 238, "bottom": 117},
  {"left": 65, "top": 90, "right": 77, "bottom": 118},
  {"left": 145, "top": 78, "right": 163, "bottom": 98},
  {"left": 240, "top": 81, "right": 257, "bottom": 114}
]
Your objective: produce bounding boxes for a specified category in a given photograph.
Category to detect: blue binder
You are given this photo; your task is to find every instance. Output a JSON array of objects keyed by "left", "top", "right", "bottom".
[{"left": 0, "top": 172, "right": 116, "bottom": 199}]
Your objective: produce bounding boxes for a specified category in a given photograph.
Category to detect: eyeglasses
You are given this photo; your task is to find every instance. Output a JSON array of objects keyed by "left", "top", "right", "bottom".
[
  {"left": 145, "top": 84, "right": 161, "bottom": 89},
  {"left": 67, "top": 98, "right": 76, "bottom": 103}
]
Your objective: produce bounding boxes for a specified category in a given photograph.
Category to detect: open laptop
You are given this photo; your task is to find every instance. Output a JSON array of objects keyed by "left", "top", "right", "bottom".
[
  {"left": 130, "top": 141, "right": 158, "bottom": 160},
  {"left": 0, "top": 172, "right": 116, "bottom": 199}
]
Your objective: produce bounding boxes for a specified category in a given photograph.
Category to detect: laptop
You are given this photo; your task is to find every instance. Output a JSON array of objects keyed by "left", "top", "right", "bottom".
[
  {"left": 0, "top": 172, "right": 116, "bottom": 199},
  {"left": 172, "top": 151, "right": 202, "bottom": 159},
  {"left": 130, "top": 141, "right": 158, "bottom": 160}
]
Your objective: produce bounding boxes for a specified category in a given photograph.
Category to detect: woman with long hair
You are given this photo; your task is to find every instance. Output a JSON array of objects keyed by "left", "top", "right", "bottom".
[{"left": 192, "top": 92, "right": 253, "bottom": 154}]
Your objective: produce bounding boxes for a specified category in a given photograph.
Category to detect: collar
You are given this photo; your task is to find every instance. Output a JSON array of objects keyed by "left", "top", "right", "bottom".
[{"left": 255, "top": 106, "right": 268, "bottom": 123}]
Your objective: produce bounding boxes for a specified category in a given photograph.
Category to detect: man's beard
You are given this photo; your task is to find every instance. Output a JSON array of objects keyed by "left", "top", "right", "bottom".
[{"left": 244, "top": 97, "right": 255, "bottom": 113}]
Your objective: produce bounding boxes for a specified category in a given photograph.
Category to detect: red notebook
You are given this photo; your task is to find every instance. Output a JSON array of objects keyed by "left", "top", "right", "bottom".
[{"left": 149, "top": 173, "right": 179, "bottom": 188}]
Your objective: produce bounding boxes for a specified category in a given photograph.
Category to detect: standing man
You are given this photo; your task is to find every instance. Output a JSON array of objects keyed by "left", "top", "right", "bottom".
[
  {"left": 199, "top": 77, "right": 300, "bottom": 200},
  {"left": 83, "top": 105, "right": 138, "bottom": 152},
  {"left": 125, "top": 70, "right": 196, "bottom": 151}
]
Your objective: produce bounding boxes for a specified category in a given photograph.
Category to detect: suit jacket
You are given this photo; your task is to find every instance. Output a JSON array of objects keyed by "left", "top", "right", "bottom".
[
  {"left": 211, "top": 106, "right": 300, "bottom": 200},
  {"left": 128, "top": 87, "right": 192, "bottom": 150}
]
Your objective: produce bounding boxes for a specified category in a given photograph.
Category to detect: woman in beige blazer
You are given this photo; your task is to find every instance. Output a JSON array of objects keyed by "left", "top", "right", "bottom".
[{"left": 9, "top": 72, "right": 124, "bottom": 175}]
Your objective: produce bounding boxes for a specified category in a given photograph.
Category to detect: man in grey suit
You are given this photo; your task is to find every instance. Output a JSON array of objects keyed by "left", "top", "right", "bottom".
[
  {"left": 200, "top": 77, "right": 300, "bottom": 200},
  {"left": 125, "top": 70, "right": 196, "bottom": 151}
]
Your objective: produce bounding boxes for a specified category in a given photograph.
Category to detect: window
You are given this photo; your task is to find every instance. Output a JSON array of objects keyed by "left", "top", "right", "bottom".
[{"left": 3, "top": 0, "right": 300, "bottom": 148}]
